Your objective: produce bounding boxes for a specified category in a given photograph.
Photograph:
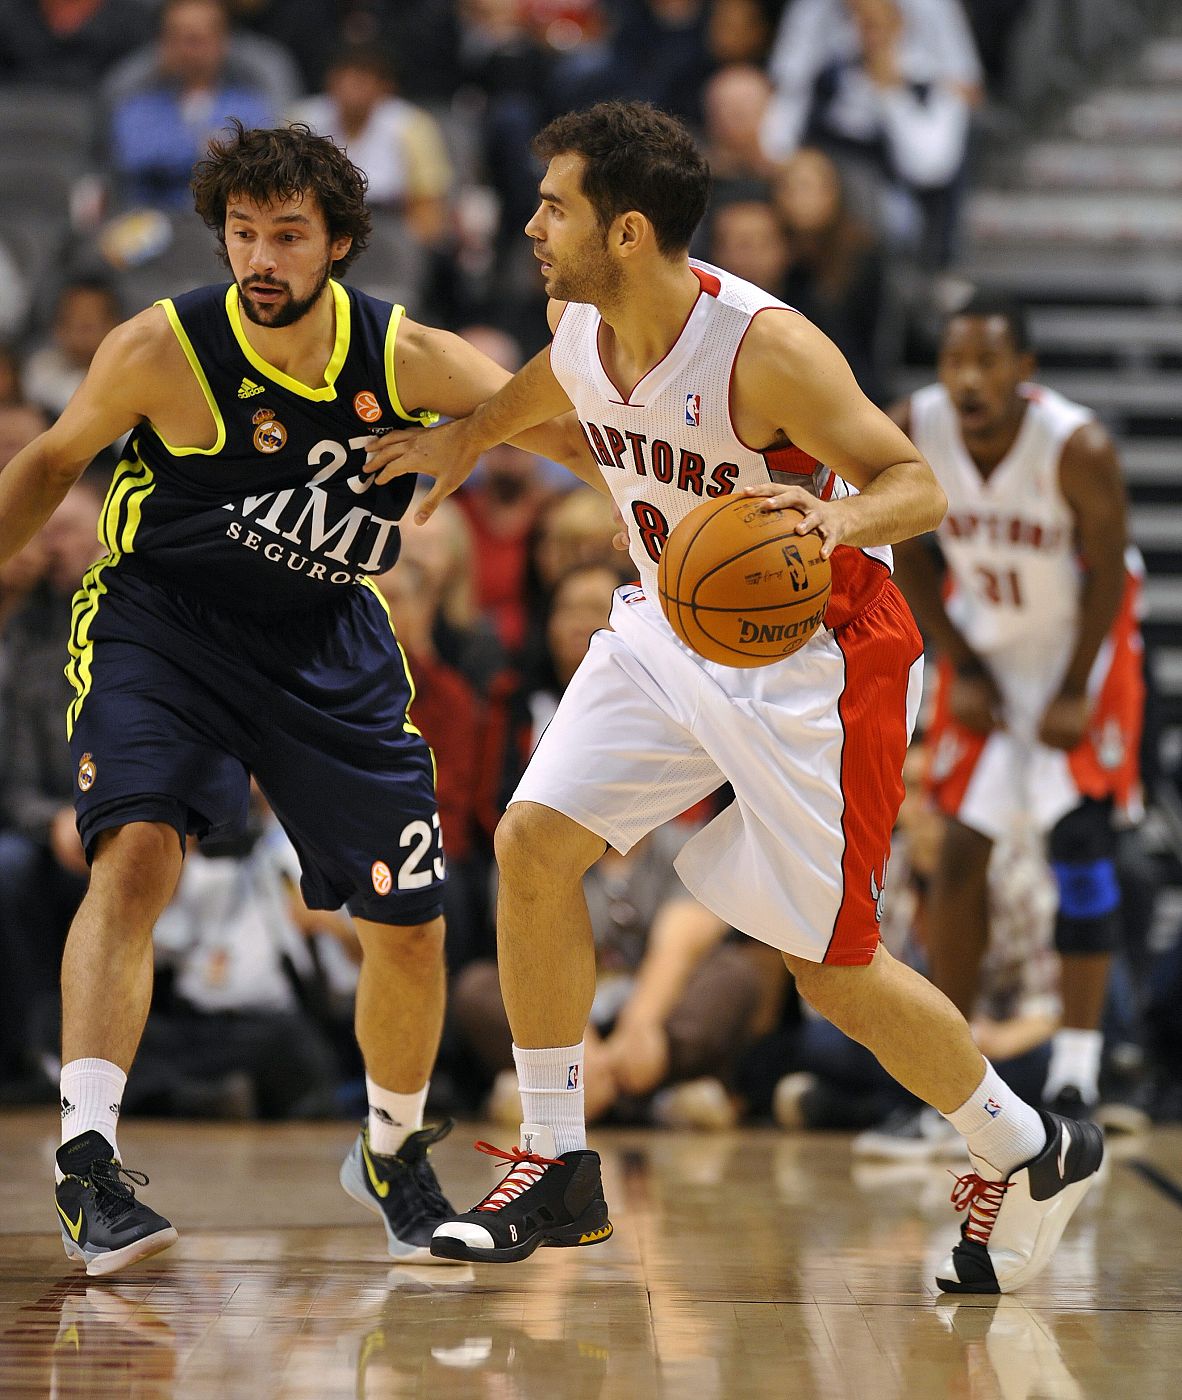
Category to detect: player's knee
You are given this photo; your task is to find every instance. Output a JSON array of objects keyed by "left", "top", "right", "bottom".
[
  {"left": 495, "top": 802, "right": 602, "bottom": 883},
  {"left": 783, "top": 953, "right": 861, "bottom": 1016},
  {"left": 936, "top": 819, "right": 992, "bottom": 884},
  {"left": 1052, "top": 856, "right": 1121, "bottom": 955},
  {"left": 359, "top": 915, "right": 445, "bottom": 968},
  {"left": 90, "top": 821, "right": 182, "bottom": 908}
]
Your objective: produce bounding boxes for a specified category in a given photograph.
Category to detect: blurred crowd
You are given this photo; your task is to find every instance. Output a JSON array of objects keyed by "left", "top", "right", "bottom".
[{"left": 2, "top": 0, "right": 1180, "bottom": 1140}]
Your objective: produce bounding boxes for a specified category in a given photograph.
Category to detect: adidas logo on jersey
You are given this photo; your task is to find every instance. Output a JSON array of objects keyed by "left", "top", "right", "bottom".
[{"left": 237, "top": 377, "right": 265, "bottom": 399}]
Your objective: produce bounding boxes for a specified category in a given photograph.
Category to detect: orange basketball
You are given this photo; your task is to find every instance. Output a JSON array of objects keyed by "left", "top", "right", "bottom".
[{"left": 657, "top": 496, "right": 831, "bottom": 667}]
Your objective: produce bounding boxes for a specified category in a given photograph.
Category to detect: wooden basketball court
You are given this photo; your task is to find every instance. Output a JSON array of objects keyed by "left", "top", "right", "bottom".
[{"left": 1, "top": 1109, "right": 1179, "bottom": 1397}]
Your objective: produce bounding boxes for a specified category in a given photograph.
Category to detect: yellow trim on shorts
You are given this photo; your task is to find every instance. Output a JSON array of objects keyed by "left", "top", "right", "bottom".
[
  {"left": 154, "top": 299, "right": 226, "bottom": 456},
  {"left": 358, "top": 577, "right": 435, "bottom": 777},
  {"left": 225, "top": 280, "right": 350, "bottom": 401},
  {"left": 65, "top": 454, "right": 156, "bottom": 739},
  {"left": 383, "top": 305, "right": 440, "bottom": 427}
]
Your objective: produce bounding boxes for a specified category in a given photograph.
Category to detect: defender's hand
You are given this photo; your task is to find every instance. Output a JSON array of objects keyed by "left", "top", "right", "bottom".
[
  {"left": 739, "top": 482, "right": 849, "bottom": 558},
  {"left": 1039, "top": 691, "right": 1090, "bottom": 751},
  {"left": 363, "top": 419, "right": 481, "bottom": 523}
]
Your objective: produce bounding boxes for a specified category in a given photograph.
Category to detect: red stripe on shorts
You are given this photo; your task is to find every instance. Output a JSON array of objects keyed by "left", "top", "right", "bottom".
[
  {"left": 925, "top": 656, "right": 989, "bottom": 818},
  {"left": 824, "top": 582, "right": 923, "bottom": 965},
  {"left": 1067, "top": 568, "right": 1144, "bottom": 810}
]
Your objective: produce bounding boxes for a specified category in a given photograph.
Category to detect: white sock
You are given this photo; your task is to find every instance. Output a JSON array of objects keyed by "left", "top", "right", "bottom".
[
  {"left": 60, "top": 1058, "right": 126, "bottom": 1159},
  {"left": 941, "top": 1061, "right": 1047, "bottom": 1179},
  {"left": 512, "top": 1042, "right": 586, "bottom": 1155},
  {"left": 1044, "top": 1028, "right": 1103, "bottom": 1105},
  {"left": 365, "top": 1076, "right": 427, "bottom": 1155}
]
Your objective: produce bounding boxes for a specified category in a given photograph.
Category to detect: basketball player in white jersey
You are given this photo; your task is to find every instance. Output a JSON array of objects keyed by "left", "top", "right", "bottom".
[
  {"left": 364, "top": 103, "right": 1104, "bottom": 1294},
  {"left": 878, "top": 296, "right": 1143, "bottom": 1147}
]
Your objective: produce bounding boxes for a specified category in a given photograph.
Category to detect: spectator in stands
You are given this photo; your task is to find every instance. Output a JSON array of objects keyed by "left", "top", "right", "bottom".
[
  {"left": 0, "top": 243, "right": 30, "bottom": 348},
  {"left": 773, "top": 147, "right": 891, "bottom": 402},
  {"left": 22, "top": 277, "right": 122, "bottom": 420},
  {"left": 0, "top": 348, "right": 23, "bottom": 408},
  {"left": 0, "top": 0, "right": 154, "bottom": 88},
  {"left": 0, "top": 404, "right": 51, "bottom": 753},
  {"left": 397, "top": 492, "right": 508, "bottom": 697},
  {"left": 0, "top": 474, "right": 104, "bottom": 1097},
  {"left": 130, "top": 799, "right": 341, "bottom": 1119},
  {"left": 705, "top": 0, "right": 775, "bottom": 69},
  {"left": 105, "top": 0, "right": 275, "bottom": 212},
  {"left": 104, "top": 0, "right": 299, "bottom": 121},
  {"left": 707, "top": 198, "right": 788, "bottom": 297},
  {"left": 376, "top": 557, "right": 490, "bottom": 970},
  {"left": 292, "top": 46, "right": 453, "bottom": 247},
  {"left": 761, "top": 0, "right": 982, "bottom": 266},
  {"left": 457, "top": 443, "right": 557, "bottom": 656},
  {"left": 602, "top": 0, "right": 713, "bottom": 126},
  {"left": 457, "top": 0, "right": 552, "bottom": 246},
  {"left": 700, "top": 64, "right": 779, "bottom": 205},
  {"left": 530, "top": 487, "right": 621, "bottom": 598}
]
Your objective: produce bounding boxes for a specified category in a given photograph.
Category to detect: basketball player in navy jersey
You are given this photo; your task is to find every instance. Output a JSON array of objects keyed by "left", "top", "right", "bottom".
[
  {"left": 0, "top": 121, "right": 595, "bottom": 1277},
  {"left": 366, "top": 102, "right": 1105, "bottom": 1295}
]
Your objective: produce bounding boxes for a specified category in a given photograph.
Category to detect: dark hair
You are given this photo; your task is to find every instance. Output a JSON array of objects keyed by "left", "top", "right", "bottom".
[
  {"left": 56, "top": 275, "right": 122, "bottom": 319},
  {"left": 191, "top": 120, "right": 371, "bottom": 273},
  {"left": 326, "top": 42, "right": 398, "bottom": 88},
  {"left": 532, "top": 101, "right": 710, "bottom": 256},
  {"left": 949, "top": 290, "right": 1031, "bottom": 355}
]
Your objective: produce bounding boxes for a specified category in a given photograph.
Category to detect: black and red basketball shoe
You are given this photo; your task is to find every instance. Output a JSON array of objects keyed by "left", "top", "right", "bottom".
[{"left": 430, "top": 1127, "right": 613, "bottom": 1263}]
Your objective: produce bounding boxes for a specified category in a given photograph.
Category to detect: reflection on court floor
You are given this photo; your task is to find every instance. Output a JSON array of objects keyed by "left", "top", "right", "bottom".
[{"left": 0, "top": 1112, "right": 1177, "bottom": 1398}]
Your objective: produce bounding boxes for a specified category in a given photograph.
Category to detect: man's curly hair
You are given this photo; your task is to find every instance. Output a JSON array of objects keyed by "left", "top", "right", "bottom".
[{"left": 192, "top": 120, "right": 371, "bottom": 273}]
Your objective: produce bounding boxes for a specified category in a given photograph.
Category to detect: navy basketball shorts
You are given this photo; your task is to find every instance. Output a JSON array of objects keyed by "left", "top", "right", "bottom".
[{"left": 66, "top": 566, "right": 444, "bottom": 926}]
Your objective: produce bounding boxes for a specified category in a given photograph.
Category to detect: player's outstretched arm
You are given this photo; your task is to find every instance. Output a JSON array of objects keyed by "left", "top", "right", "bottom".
[
  {"left": 733, "top": 311, "right": 947, "bottom": 556},
  {"left": 365, "top": 314, "right": 582, "bottom": 521},
  {"left": 0, "top": 311, "right": 162, "bottom": 563}
]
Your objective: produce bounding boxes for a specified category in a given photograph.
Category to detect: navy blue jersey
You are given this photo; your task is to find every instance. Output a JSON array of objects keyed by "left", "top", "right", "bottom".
[{"left": 97, "top": 279, "right": 434, "bottom": 616}]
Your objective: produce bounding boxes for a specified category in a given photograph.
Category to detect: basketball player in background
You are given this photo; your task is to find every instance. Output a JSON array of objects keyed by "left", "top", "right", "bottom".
[
  {"left": 0, "top": 121, "right": 595, "bottom": 1276},
  {"left": 873, "top": 296, "right": 1143, "bottom": 1152},
  {"left": 364, "top": 101, "right": 1104, "bottom": 1294}
]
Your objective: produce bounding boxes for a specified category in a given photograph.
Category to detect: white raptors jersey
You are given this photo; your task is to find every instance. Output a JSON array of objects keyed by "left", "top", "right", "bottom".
[
  {"left": 549, "top": 261, "right": 893, "bottom": 630},
  {"left": 908, "top": 382, "right": 1091, "bottom": 657}
]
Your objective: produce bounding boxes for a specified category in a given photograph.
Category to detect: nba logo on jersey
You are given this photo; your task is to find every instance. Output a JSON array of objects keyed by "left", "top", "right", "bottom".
[
  {"left": 685, "top": 392, "right": 701, "bottom": 427},
  {"left": 567, "top": 1064, "right": 580, "bottom": 1090}
]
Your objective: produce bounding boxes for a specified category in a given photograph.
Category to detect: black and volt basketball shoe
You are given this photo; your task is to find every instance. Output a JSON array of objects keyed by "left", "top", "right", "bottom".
[
  {"left": 340, "top": 1120, "right": 456, "bottom": 1263},
  {"left": 430, "top": 1127, "right": 613, "bottom": 1263},
  {"left": 936, "top": 1110, "right": 1104, "bottom": 1293},
  {"left": 55, "top": 1130, "right": 178, "bottom": 1277}
]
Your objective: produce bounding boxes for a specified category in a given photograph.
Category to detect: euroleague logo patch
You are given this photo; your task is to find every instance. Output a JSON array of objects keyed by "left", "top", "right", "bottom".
[
  {"left": 77, "top": 752, "right": 96, "bottom": 792},
  {"left": 354, "top": 390, "right": 382, "bottom": 424},
  {"left": 371, "top": 860, "right": 392, "bottom": 895},
  {"left": 252, "top": 407, "right": 287, "bottom": 454}
]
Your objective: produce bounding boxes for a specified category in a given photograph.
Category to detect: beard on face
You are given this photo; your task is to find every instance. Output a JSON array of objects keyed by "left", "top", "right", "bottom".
[
  {"left": 546, "top": 230, "right": 624, "bottom": 307},
  {"left": 238, "top": 254, "right": 334, "bottom": 328}
]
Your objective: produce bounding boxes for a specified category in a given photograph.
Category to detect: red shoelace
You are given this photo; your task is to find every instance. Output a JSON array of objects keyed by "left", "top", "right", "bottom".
[
  {"left": 472, "top": 1141, "right": 563, "bottom": 1213},
  {"left": 949, "top": 1171, "right": 1011, "bottom": 1245}
]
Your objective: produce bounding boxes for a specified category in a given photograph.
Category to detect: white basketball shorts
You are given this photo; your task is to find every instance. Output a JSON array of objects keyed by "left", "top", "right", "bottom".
[{"left": 511, "top": 584, "right": 924, "bottom": 965}]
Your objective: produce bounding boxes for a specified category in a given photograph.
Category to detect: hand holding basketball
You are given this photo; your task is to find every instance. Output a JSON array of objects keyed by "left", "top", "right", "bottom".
[
  {"left": 657, "top": 494, "right": 831, "bottom": 667},
  {"left": 738, "top": 481, "right": 848, "bottom": 558}
]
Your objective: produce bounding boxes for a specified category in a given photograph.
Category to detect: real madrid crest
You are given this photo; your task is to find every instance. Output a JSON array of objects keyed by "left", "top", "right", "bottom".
[
  {"left": 78, "top": 753, "right": 96, "bottom": 792},
  {"left": 252, "top": 407, "right": 287, "bottom": 454}
]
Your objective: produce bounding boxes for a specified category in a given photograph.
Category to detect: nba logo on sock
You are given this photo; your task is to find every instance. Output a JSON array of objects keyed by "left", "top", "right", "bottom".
[
  {"left": 984, "top": 1097, "right": 1002, "bottom": 1118},
  {"left": 685, "top": 392, "right": 700, "bottom": 427},
  {"left": 567, "top": 1064, "right": 580, "bottom": 1090}
]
